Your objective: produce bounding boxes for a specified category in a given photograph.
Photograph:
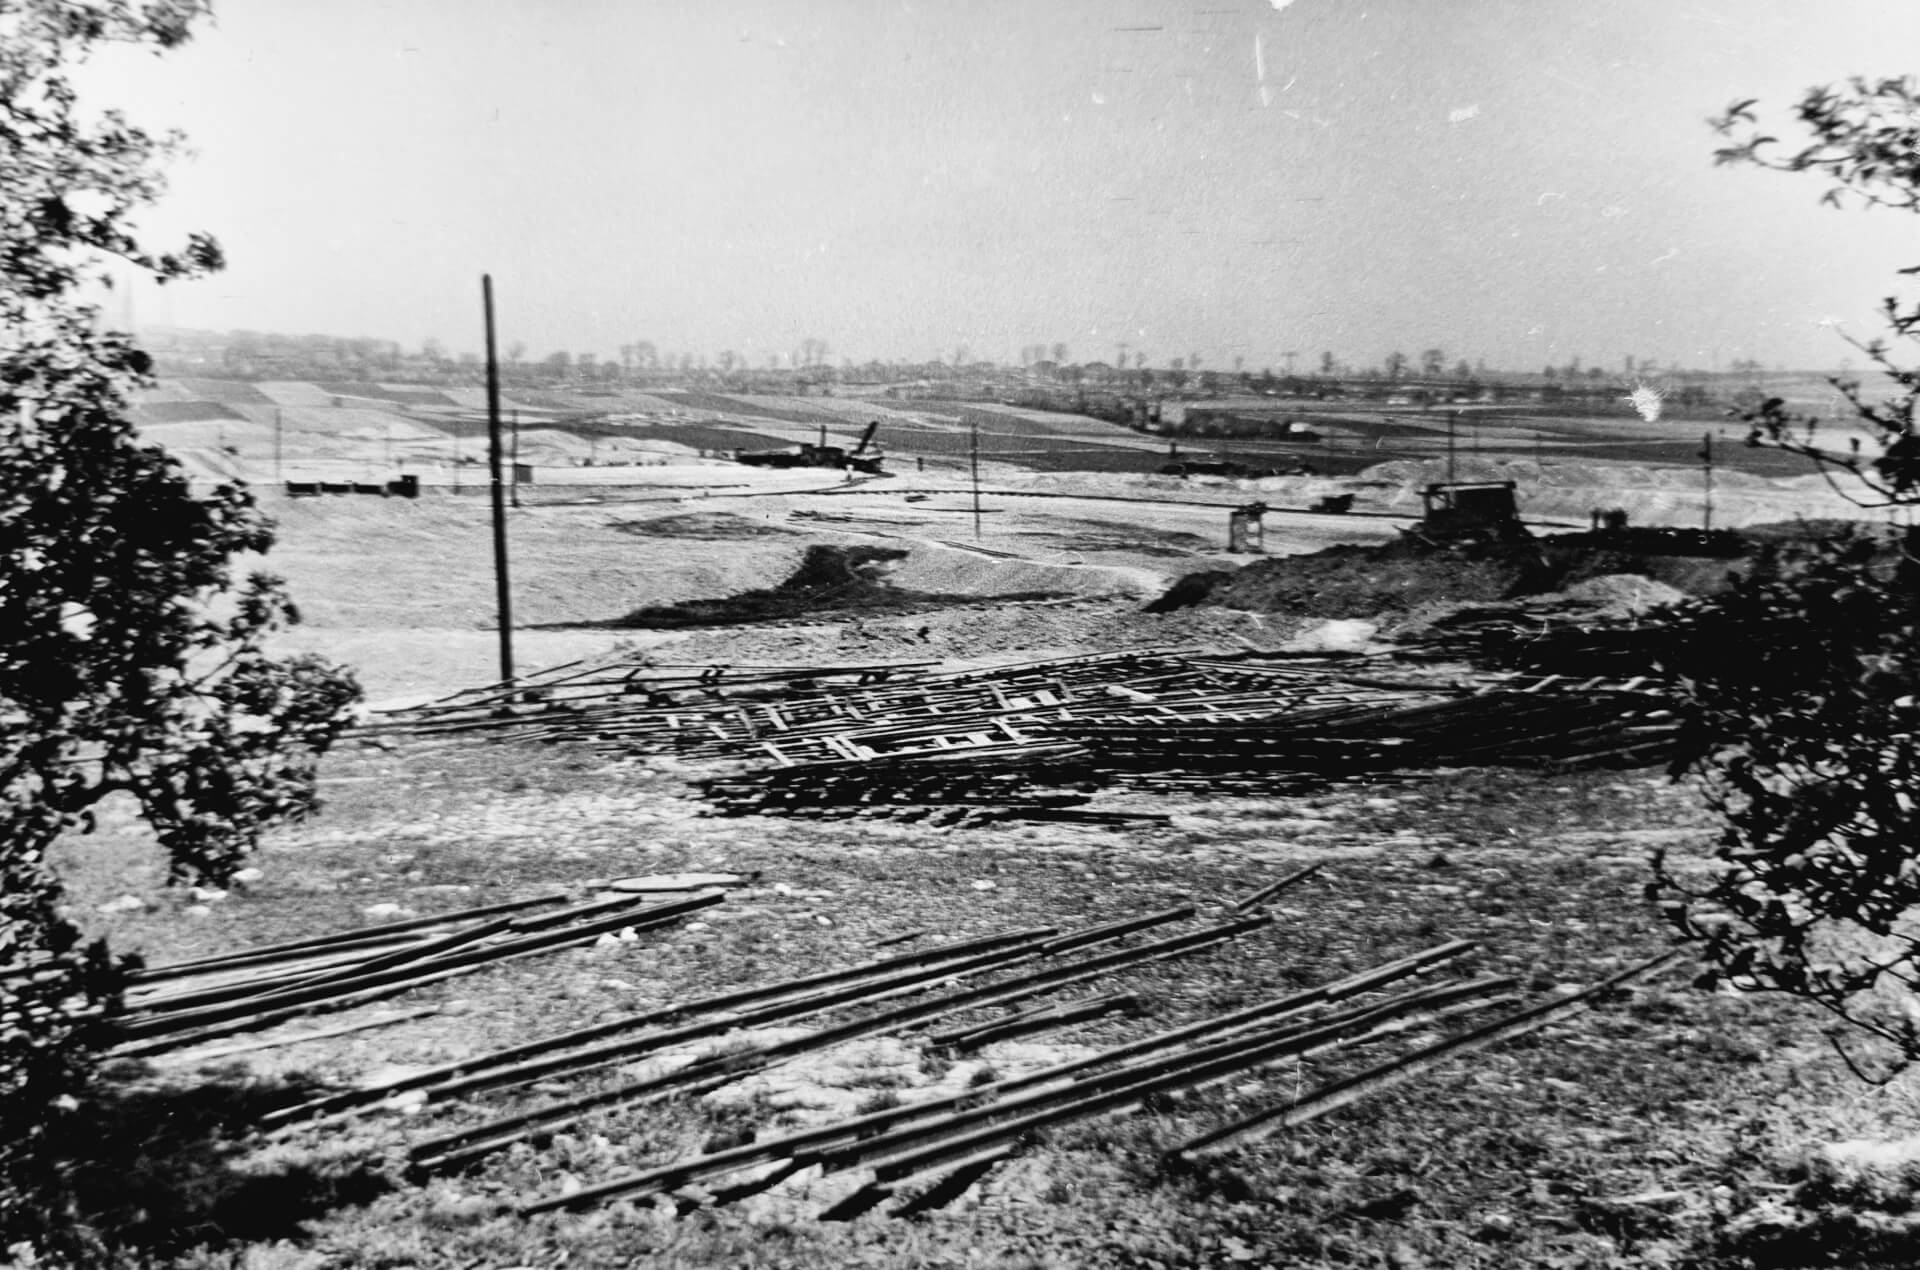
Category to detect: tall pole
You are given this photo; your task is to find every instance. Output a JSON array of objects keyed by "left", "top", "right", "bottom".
[
  {"left": 1701, "top": 431, "right": 1714, "bottom": 533},
  {"left": 274, "top": 407, "right": 283, "bottom": 485},
  {"left": 969, "top": 420, "right": 982, "bottom": 541},
  {"left": 1446, "top": 410, "right": 1458, "bottom": 486},
  {"left": 483, "top": 274, "right": 515, "bottom": 687},
  {"left": 510, "top": 408, "right": 521, "bottom": 508}
]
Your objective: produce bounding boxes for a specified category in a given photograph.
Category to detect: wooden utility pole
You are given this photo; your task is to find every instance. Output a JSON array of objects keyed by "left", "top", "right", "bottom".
[
  {"left": 483, "top": 275, "right": 514, "bottom": 687},
  {"left": 969, "top": 420, "right": 982, "bottom": 540},
  {"left": 510, "top": 408, "right": 521, "bottom": 508},
  {"left": 1701, "top": 431, "right": 1714, "bottom": 533}
]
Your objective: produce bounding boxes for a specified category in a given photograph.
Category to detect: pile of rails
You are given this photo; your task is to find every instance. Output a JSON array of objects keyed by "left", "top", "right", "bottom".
[
  {"left": 247, "top": 869, "right": 1673, "bottom": 1220},
  {"left": 525, "top": 950, "right": 1673, "bottom": 1221},
  {"left": 1396, "top": 604, "right": 1697, "bottom": 676},
  {"left": 261, "top": 891, "right": 1298, "bottom": 1162},
  {"left": 376, "top": 645, "right": 1681, "bottom": 824},
  {"left": 110, "top": 888, "right": 724, "bottom": 1059}
]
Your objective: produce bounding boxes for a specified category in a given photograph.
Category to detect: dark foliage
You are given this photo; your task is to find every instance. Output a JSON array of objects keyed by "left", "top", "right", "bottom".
[
  {"left": 1650, "top": 77, "right": 1920, "bottom": 1065},
  {"left": 1655, "top": 529, "right": 1920, "bottom": 1050},
  {"left": 1, "top": 3, "right": 360, "bottom": 1257}
]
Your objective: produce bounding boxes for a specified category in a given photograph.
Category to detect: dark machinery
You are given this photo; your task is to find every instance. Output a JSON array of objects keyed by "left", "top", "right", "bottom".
[
  {"left": 735, "top": 421, "right": 885, "bottom": 475},
  {"left": 1420, "top": 481, "right": 1523, "bottom": 538}
]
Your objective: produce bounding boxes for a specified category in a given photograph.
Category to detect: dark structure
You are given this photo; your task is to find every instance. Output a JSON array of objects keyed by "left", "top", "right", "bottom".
[
  {"left": 1420, "top": 481, "right": 1522, "bottom": 538},
  {"left": 735, "top": 421, "right": 885, "bottom": 475}
]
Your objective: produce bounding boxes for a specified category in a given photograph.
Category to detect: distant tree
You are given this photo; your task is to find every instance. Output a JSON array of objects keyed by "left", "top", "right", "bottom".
[
  {"left": 1051, "top": 342, "right": 1068, "bottom": 364},
  {"left": 1, "top": 3, "right": 359, "bottom": 1251},
  {"left": 1384, "top": 350, "right": 1409, "bottom": 380},
  {"left": 1319, "top": 350, "right": 1337, "bottom": 377},
  {"left": 716, "top": 349, "right": 738, "bottom": 373},
  {"left": 1420, "top": 347, "right": 1445, "bottom": 377},
  {"left": 506, "top": 341, "right": 526, "bottom": 366},
  {"left": 632, "top": 340, "right": 658, "bottom": 370},
  {"left": 1654, "top": 75, "right": 1920, "bottom": 1067},
  {"left": 1453, "top": 359, "right": 1472, "bottom": 380},
  {"left": 420, "top": 336, "right": 447, "bottom": 365}
]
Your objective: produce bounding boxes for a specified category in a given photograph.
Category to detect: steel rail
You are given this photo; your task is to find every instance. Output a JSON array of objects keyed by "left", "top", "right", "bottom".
[
  {"left": 259, "top": 925, "right": 1059, "bottom": 1130},
  {"left": 829, "top": 991, "right": 1518, "bottom": 1220},
  {"left": 518, "top": 966, "right": 1503, "bottom": 1215},
  {"left": 111, "top": 894, "right": 720, "bottom": 1048},
  {"left": 363, "top": 932, "right": 1078, "bottom": 1140},
  {"left": 121, "top": 917, "right": 515, "bottom": 1018},
  {"left": 1230, "top": 863, "right": 1324, "bottom": 913},
  {"left": 518, "top": 943, "right": 1480, "bottom": 1207},
  {"left": 127, "top": 891, "right": 571, "bottom": 983},
  {"left": 413, "top": 915, "right": 1271, "bottom": 1175},
  {"left": 841, "top": 981, "right": 1520, "bottom": 1190},
  {"left": 126, "top": 941, "right": 428, "bottom": 1012},
  {"left": 926, "top": 992, "right": 1142, "bottom": 1050},
  {"left": 1165, "top": 949, "right": 1684, "bottom": 1163}
]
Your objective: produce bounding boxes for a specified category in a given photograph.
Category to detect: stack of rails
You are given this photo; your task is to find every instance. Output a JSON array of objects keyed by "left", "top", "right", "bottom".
[
  {"left": 108, "top": 889, "right": 724, "bottom": 1058},
  {"left": 1394, "top": 604, "right": 1696, "bottom": 676},
  {"left": 373, "top": 648, "right": 1681, "bottom": 822},
  {"left": 259, "top": 898, "right": 1296, "bottom": 1164},
  {"left": 362, "top": 655, "right": 945, "bottom": 742},
  {"left": 506, "top": 941, "right": 1679, "bottom": 1221},
  {"left": 258, "top": 869, "right": 1563, "bottom": 1208}
]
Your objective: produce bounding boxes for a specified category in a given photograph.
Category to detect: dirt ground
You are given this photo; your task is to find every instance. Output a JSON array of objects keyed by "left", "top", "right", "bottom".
[
  {"left": 249, "top": 442, "right": 1863, "bottom": 705},
  {"left": 44, "top": 428, "right": 1920, "bottom": 1269}
]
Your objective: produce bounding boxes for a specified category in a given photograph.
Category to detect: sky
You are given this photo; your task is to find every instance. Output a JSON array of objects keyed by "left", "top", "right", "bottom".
[{"left": 85, "top": 0, "right": 1920, "bottom": 373}]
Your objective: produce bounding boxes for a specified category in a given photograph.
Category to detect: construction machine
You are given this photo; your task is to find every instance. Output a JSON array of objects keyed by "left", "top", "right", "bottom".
[
  {"left": 1419, "top": 481, "right": 1524, "bottom": 539},
  {"left": 735, "top": 421, "right": 885, "bottom": 475}
]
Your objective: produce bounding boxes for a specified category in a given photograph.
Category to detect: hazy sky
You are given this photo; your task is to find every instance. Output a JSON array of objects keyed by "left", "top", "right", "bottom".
[{"left": 91, "top": 0, "right": 1920, "bottom": 373}]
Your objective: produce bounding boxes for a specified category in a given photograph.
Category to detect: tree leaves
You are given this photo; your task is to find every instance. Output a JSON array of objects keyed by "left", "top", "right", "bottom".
[
  {"left": 1658, "top": 531, "right": 1920, "bottom": 1061},
  {"left": 1, "top": 4, "right": 358, "bottom": 1248}
]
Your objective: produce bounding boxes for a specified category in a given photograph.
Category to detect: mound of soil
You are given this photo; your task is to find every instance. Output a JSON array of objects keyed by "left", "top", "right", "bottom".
[
  {"left": 619, "top": 544, "right": 1066, "bottom": 629},
  {"left": 1148, "top": 525, "right": 1789, "bottom": 619},
  {"left": 1148, "top": 536, "right": 1551, "bottom": 619}
]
